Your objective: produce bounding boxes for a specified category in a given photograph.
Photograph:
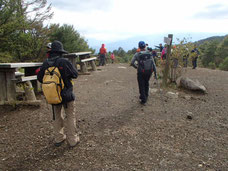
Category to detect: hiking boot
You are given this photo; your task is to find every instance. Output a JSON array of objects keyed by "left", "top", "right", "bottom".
[
  {"left": 54, "top": 139, "right": 65, "bottom": 147},
  {"left": 140, "top": 100, "right": 146, "bottom": 105},
  {"left": 69, "top": 136, "right": 80, "bottom": 149}
]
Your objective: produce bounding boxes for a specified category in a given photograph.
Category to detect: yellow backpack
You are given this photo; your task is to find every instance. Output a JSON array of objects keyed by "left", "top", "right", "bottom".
[{"left": 42, "top": 66, "right": 64, "bottom": 104}]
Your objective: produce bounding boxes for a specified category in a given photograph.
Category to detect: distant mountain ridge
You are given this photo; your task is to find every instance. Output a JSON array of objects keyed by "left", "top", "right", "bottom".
[
  {"left": 196, "top": 35, "right": 227, "bottom": 45},
  {"left": 88, "top": 33, "right": 227, "bottom": 52}
]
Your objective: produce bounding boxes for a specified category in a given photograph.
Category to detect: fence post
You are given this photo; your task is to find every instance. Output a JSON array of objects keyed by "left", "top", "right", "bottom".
[{"left": 163, "top": 34, "right": 173, "bottom": 87}]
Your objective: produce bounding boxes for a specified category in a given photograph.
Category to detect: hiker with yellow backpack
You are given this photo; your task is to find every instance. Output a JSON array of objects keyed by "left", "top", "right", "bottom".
[
  {"left": 190, "top": 45, "right": 200, "bottom": 69},
  {"left": 37, "top": 40, "right": 80, "bottom": 148}
]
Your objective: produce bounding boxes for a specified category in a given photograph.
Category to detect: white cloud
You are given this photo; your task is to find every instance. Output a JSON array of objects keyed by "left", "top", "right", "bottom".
[{"left": 48, "top": 0, "right": 228, "bottom": 42}]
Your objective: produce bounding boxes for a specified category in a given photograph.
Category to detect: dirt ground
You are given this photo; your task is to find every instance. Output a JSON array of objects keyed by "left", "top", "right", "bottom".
[{"left": 0, "top": 63, "right": 228, "bottom": 171}]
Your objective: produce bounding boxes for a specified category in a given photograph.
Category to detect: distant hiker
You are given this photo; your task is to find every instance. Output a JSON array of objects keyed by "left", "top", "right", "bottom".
[
  {"left": 110, "top": 52, "right": 115, "bottom": 63},
  {"left": 155, "top": 43, "right": 164, "bottom": 52},
  {"left": 37, "top": 40, "right": 80, "bottom": 148},
  {"left": 152, "top": 50, "right": 158, "bottom": 65},
  {"left": 145, "top": 43, "right": 149, "bottom": 51},
  {"left": 148, "top": 47, "right": 157, "bottom": 65},
  {"left": 99, "top": 44, "right": 107, "bottom": 66},
  {"left": 191, "top": 45, "right": 200, "bottom": 69},
  {"left": 161, "top": 45, "right": 167, "bottom": 60},
  {"left": 131, "top": 41, "right": 157, "bottom": 105}
]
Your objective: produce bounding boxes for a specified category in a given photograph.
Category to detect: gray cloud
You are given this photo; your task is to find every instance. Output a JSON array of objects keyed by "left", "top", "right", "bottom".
[
  {"left": 49, "top": 0, "right": 113, "bottom": 11},
  {"left": 194, "top": 3, "right": 228, "bottom": 19}
]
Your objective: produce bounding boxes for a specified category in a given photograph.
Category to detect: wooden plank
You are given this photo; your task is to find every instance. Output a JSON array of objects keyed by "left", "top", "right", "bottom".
[
  {"left": 15, "top": 72, "right": 24, "bottom": 77},
  {"left": 0, "top": 63, "right": 42, "bottom": 68},
  {"left": 20, "top": 75, "right": 37, "bottom": 82},
  {"left": 67, "top": 51, "right": 92, "bottom": 56},
  {"left": 81, "top": 57, "right": 97, "bottom": 63}
]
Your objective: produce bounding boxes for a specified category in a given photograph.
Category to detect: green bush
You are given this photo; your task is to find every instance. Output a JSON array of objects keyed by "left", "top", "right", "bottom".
[
  {"left": 219, "top": 57, "right": 228, "bottom": 71},
  {"left": 208, "top": 62, "right": 216, "bottom": 69}
]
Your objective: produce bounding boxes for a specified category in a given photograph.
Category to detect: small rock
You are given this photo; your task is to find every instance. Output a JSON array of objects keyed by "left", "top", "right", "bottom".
[
  {"left": 150, "top": 88, "right": 158, "bottom": 94},
  {"left": 184, "top": 95, "right": 191, "bottom": 100},
  {"left": 167, "top": 91, "right": 179, "bottom": 98},
  {"left": 187, "top": 115, "right": 193, "bottom": 120},
  {"left": 198, "top": 164, "right": 203, "bottom": 167}
]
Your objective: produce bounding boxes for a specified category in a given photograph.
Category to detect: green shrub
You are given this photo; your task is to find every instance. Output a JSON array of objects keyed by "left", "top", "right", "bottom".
[
  {"left": 208, "top": 62, "right": 216, "bottom": 69},
  {"left": 219, "top": 57, "right": 228, "bottom": 71}
]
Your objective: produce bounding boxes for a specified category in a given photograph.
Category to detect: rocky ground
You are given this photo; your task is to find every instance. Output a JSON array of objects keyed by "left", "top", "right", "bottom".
[{"left": 0, "top": 63, "right": 227, "bottom": 170}]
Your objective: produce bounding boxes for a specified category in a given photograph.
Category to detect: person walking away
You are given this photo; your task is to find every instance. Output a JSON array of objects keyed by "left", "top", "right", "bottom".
[
  {"left": 191, "top": 45, "right": 200, "bottom": 69},
  {"left": 99, "top": 44, "right": 107, "bottom": 66},
  {"left": 131, "top": 41, "right": 157, "bottom": 105},
  {"left": 110, "top": 52, "right": 115, "bottom": 63},
  {"left": 37, "top": 40, "right": 80, "bottom": 148}
]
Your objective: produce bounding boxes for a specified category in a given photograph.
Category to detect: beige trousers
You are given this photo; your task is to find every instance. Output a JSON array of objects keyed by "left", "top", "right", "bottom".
[{"left": 52, "top": 101, "right": 79, "bottom": 146}]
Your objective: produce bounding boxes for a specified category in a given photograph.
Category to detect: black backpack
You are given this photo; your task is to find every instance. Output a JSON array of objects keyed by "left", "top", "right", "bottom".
[{"left": 137, "top": 52, "right": 154, "bottom": 74}]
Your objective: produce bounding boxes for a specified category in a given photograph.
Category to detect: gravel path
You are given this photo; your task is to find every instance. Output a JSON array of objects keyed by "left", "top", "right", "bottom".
[{"left": 0, "top": 64, "right": 227, "bottom": 170}]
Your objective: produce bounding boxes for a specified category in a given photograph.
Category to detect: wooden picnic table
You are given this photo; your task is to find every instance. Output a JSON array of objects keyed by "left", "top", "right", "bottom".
[
  {"left": 64, "top": 51, "right": 97, "bottom": 73},
  {"left": 0, "top": 62, "right": 42, "bottom": 104},
  {"left": 64, "top": 51, "right": 92, "bottom": 66}
]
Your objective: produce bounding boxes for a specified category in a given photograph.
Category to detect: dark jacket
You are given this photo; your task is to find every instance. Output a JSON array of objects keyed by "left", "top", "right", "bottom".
[{"left": 37, "top": 53, "right": 78, "bottom": 103}]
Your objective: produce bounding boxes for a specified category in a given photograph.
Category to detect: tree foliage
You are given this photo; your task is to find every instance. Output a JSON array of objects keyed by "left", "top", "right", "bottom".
[
  {"left": 49, "top": 24, "right": 94, "bottom": 54},
  {"left": 0, "top": 0, "right": 93, "bottom": 63},
  {"left": 199, "top": 35, "right": 228, "bottom": 70},
  {"left": 199, "top": 40, "right": 219, "bottom": 67},
  {"left": 0, "top": 0, "right": 53, "bottom": 62}
]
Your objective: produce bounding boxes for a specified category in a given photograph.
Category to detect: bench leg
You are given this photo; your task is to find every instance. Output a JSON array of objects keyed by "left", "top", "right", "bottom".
[
  {"left": 80, "top": 62, "right": 88, "bottom": 73},
  {"left": 91, "top": 61, "right": 97, "bottom": 71},
  {"left": 0, "top": 69, "right": 16, "bottom": 103},
  {"left": 23, "top": 81, "right": 37, "bottom": 101}
]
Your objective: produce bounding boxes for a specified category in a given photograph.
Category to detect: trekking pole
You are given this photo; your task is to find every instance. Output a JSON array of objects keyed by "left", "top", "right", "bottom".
[{"left": 156, "top": 78, "right": 167, "bottom": 114}]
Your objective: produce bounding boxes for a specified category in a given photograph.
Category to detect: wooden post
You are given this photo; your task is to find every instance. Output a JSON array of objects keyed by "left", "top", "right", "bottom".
[{"left": 163, "top": 34, "right": 173, "bottom": 87}]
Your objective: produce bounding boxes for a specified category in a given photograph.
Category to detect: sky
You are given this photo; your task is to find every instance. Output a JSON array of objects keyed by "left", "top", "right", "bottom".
[{"left": 46, "top": 0, "right": 228, "bottom": 50}]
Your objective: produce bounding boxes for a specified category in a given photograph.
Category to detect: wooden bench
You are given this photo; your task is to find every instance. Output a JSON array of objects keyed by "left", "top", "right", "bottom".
[
  {"left": 80, "top": 57, "right": 97, "bottom": 73},
  {"left": 0, "top": 63, "right": 42, "bottom": 105}
]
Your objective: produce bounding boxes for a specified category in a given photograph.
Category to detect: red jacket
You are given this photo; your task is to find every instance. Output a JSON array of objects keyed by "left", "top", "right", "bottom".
[
  {"left": 111, "top": 53, "right": 115, "bottom": 60},
  {"left": 100, "top": 44, "right": 107, "bottom": 54}
]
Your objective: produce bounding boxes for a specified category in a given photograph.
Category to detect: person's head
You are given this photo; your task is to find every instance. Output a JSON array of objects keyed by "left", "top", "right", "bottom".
[
  {"left": 159, "top": 43, "right": 162, "bottom": 47},
  {"left": 138, "top": 41, "right": 146, "bottom": 50},
  {"left": 50, "top": 40, "right": 68, "bottom": 54},
  {"left": 145, "top": 43, "right": 148, "bottom": 47},
  {"left": 102, "top": 44, "right": 105, "bottom": 48},
  {"left": 148, "top": 47, "right": 152, "bottom": 52}
]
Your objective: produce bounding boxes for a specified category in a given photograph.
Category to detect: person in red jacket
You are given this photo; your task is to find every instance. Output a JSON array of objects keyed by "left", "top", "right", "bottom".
[
  {"left": 110, "top": 52, "right": 115, "bottom": 63},
  {"left": 99, "top": 44, "right": 107, "bottom": 66}
]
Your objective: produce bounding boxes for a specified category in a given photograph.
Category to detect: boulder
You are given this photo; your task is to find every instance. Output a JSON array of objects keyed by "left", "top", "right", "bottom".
[{"left": 178, "top": 77, "right": 207, "bottom": 93}]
